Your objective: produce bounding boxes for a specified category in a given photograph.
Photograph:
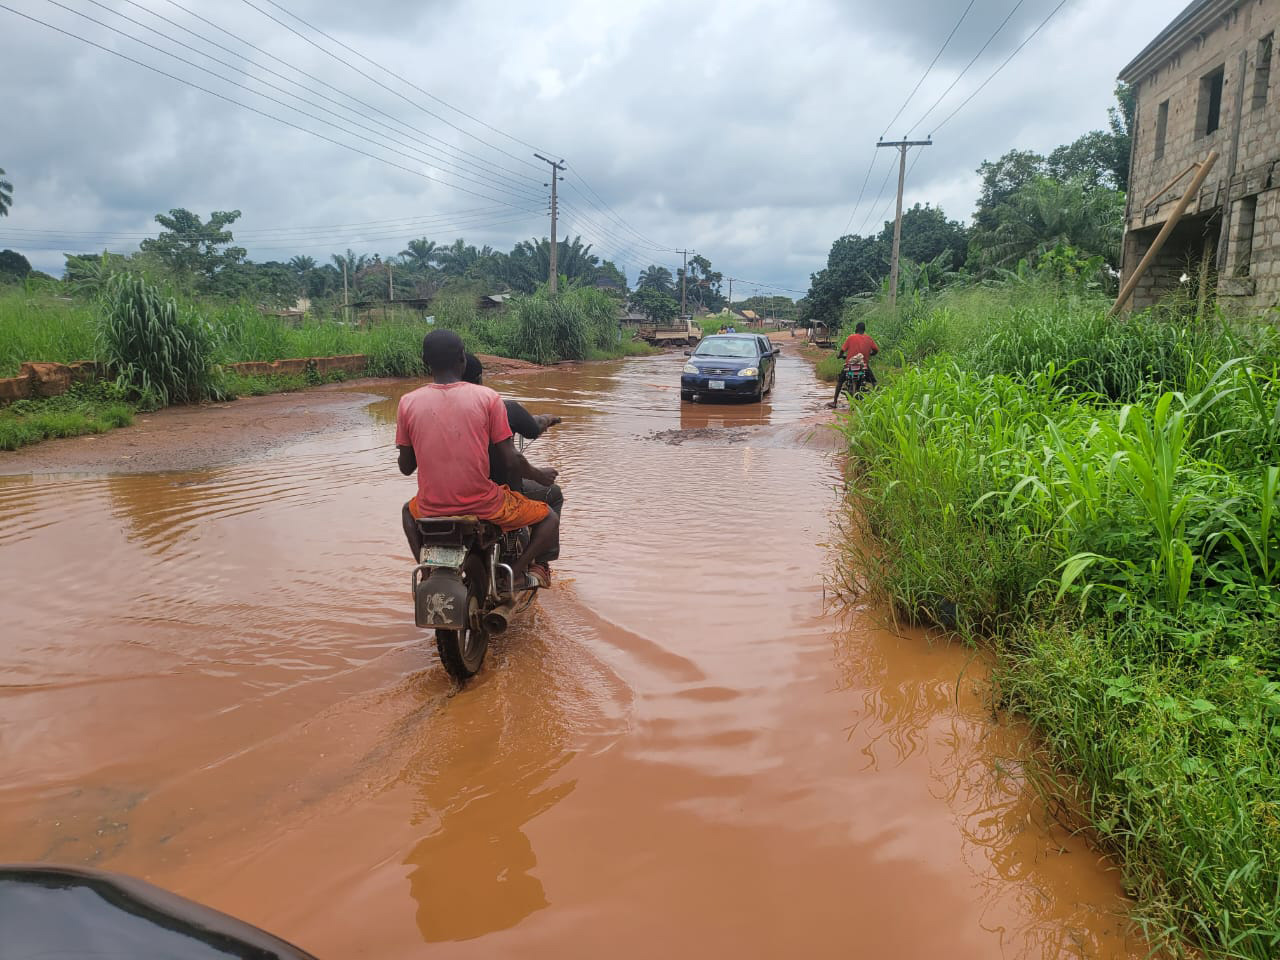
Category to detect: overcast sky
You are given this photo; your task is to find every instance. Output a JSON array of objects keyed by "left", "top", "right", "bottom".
[{"left": 0, "top": 0, "right": 1173, "bottom": 297}]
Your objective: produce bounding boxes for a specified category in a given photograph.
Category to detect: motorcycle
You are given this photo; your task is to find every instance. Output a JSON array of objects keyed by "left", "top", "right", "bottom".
[
  {"left": 411, "top": 514, "right": 539, "bottom": 682},
  {"left": 839, "top": 351, "right": 873, "bottom": 405},
  {"left": 1, "top": 864, "right": 316, "bottom": 959}
]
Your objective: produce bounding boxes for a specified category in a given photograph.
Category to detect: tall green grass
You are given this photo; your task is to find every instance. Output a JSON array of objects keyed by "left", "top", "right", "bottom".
[
  {"left": 0, "top": 284, "right": 97, "bottom": 376},
  {"left": 3, "top": 280, "right": 637, "bottom": 411},
  {"left": 99, "top": 274, "right": 223, "bottom": 407},
  {"left": 839, "top": 285, "right": 1280, "bottom": 958}
]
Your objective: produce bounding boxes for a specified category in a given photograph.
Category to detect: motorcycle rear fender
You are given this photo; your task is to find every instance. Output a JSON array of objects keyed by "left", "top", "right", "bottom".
[{"left": 414, "top": 568, "right": 470, "bottom": 630}]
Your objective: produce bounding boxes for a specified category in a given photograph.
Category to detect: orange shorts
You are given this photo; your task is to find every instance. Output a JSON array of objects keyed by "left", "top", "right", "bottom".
[{"left": 407, "top": 486, "right": 550, "bottom": 532}]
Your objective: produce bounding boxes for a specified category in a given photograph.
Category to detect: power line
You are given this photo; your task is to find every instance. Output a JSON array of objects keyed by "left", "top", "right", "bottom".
[
  {"left": 0, "top": 206, "right": 518, "bottom": 239},
  {"left": 0, "top": 207, "right": 540, "bottom": 245},
  {"left": 842, "top": 0, "right": 975, "bottom": 236},
  {"left": 879, "top": 0, "right": 977, "bottom": 138},
  {"left": 931, "top": 0, "right": 1072, "bottom": 135},
  {"left": 35, "top": 0, "right": 544, "bottom": 205},
  {"left": 0, "top": 3, "right": 533, "bottom": 208},
  {"left": 241, "top": 0, "right": 543, "bottom": 173},
  {"left": 257, "top": 0, "right": 551, "bottom": 157},
  {"left": 856, "top": 161, "right": 898, "bottom": 236},
  {"left": 244, "top": 0, "right": 681, "bottom": 260},
  {"left": 124, "top": 0, "right": 546, "bottom": 191},
  {"left": 563, "top": 172, "right": 678, "bottom": 253},
  {"left": 0, "top": 209, "right": 543, "bottom": 254},
  {"left": 907, "top": 0, "right": 1028, "bottom": 136}
]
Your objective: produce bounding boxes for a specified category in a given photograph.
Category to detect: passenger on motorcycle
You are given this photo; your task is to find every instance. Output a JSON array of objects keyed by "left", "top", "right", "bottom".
[
  {"left": 462, "top": 352, "right": 563, "bottom": 563},
  {"left": 830, "top": 321, "right": 879, "bottom": 408},
  {"left": 396, "top": 330, "right": 558, "bottom": 588}
]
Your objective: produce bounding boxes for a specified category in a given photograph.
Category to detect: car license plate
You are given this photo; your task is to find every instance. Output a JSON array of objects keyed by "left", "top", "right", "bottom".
[
  {"left": 709, "top": 380, "right": 726, "bottom": 390},
  {"left": 421, "top": 544, "right": 466, "bottom": 567}
]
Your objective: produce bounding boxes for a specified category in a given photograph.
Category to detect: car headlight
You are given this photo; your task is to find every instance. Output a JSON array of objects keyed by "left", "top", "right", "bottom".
[
  {"left": 737, "top": 367, "right": 759, "bottom": 377},
  {"left": 683, "top": 362, "right": 699, "bottom": 374}
]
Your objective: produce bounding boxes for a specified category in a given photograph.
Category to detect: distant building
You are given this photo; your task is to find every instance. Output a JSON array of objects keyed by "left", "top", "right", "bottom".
[{"left": 1120, "top": 0, "right": 1280, "bottom": 311}]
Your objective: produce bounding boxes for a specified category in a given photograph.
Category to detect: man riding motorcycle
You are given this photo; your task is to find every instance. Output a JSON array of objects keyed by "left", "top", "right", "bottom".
[
  {"left": 396, "top": 330, "right": 558, "bottom": 589},
  {"left": 829, "top": 321, "right": 879, "bottom": 408}
]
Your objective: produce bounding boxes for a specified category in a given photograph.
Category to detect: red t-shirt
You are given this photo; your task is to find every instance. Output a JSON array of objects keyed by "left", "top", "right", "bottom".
[
  {"left": 841, "top": 332, "right": 878, "bottom": 360},
  {"left": 395, "top": 382, "right": 513, "bottom": 517}
]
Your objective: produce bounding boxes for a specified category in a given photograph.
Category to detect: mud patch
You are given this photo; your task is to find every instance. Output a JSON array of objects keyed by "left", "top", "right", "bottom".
[{"left": 649, "top": 426, "right": 752, "bottom": 445}]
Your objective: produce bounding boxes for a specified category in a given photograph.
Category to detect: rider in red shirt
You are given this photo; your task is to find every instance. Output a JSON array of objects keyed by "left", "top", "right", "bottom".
[{"left": 831, "top": 322, "right": 878, "bottom": 407}]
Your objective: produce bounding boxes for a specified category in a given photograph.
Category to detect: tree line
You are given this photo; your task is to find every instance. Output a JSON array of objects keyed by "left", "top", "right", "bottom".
[{"left": 805, "top": 85, "right": 1135, "bottom": 322}]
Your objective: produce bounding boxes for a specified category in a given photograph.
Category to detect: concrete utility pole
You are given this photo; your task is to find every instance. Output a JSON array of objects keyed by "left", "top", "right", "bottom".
[
  {"left": 726, "top": 277, "right": 733, "bottom": 314},
  {"left": 876, "top": 138, "right": 932, "bottom": 310},
  {"left": 388, "top": 262, "right": 394, "bottom": 302},
  {"left": 534, "top": 153, "right": 567, "bottom": 293},
  {"left": 677, "top": 249, "right": 693, "bottom": 316},
  {"left": 342, "top": 260, "right": 349, "bottom": 322}
]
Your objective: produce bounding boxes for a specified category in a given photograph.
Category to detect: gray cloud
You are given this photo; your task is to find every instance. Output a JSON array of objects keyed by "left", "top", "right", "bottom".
[{"left": 1, "top": 0, "right": 1170, "bottom": 292}]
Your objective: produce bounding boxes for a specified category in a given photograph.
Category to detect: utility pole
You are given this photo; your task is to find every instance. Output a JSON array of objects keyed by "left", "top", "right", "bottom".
[
  {"left": 677, "top": 249, "right": 693, "bottom": 317},
  {"left": 388, "top": 262, "right": 394, "bottom": 302},
  {"left": 876, "top": 138, "right": 932, "bottom": 310},
  {"left": 342, "top": 260, "right": 349, "bottom": 322},
  {"left": 534, "top": 153, "right": 567, "bottom": 293},
  {"left": 726, "top": 277, "right": 733, "bottom": 315}
]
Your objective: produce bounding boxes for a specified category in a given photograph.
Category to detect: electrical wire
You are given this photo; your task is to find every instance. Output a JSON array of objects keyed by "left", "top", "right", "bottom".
[
  {"left": 842, "top": 0, "right": 975, "bottom": 235},
  {"left": 240, "top": 0, "right": 543, "bottom": 173},
  {"left": 879, "top": 0, "right": 977, "bottom": 138},
  {"left": 0, "top": 209, "right": 543, "bottom": 253},
  {"left": 563, "top": 172, "right": 678, "bottom": 254},
  {"left": 907, "top": 0, "right": 1028, "bottom": 136},
  {"left": 930, "top": 0, "right": 1072, "bottom": 135},
  {"left": 105, "top": 0, "right": 545, "bottom": 193},
  {"left": 0, "top": 3, "right": 532, "bottom": 208},
  {"left": 33, "top": 0, "right": 544, "bottom": 205},
  {"left": 0, "top": 206, "right": 520, "bottom": 240}
]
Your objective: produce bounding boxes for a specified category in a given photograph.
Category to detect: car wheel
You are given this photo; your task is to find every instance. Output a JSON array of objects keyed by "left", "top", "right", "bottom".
[{"left": 681, "top": 390, "right": 693, "bottom": 402}]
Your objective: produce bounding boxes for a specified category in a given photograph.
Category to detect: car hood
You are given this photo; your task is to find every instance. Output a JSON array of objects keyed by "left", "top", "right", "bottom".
[{"left": 687, "top": 356, "right": 759, "bottom": 369}]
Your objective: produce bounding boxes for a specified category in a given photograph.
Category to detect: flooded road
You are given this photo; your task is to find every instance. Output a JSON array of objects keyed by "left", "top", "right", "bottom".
[{"left": 0, "top": 346, "right": 1143, "bottom": 957}]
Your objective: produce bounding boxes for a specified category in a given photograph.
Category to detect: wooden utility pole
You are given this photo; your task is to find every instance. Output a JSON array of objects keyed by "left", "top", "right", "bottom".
[
  {"left": 388, "top": 263, "right": 394, "bottom": 302},
  {"left": 677, "top": 249, "right": 693, "bottom": 317},
  {"left": 1112, "top": 150, "right": 1219, "bottom": 315},
  {"left": 342, "top": 260, "right": 349, "bottom": 322},
  {"left": 726, "top": 277, "right": 733, "bottom": 313},
  {"left": 876, "top": 138, "right": 932, "bottom": 309},
  {"left": 534, "top": 153, "right": 567, "bottom": 293}
]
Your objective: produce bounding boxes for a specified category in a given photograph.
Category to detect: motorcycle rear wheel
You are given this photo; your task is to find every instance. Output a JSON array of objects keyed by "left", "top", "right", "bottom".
[{"left": 435, "top": 561, "right": 490, "bottom": 682}]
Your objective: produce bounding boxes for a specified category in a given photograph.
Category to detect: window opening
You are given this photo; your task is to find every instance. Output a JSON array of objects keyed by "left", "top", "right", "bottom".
[
  {"left": 1199, "top": 65, "right": 1225, "bottom": 136},
  {"left": 1155, "top": 99, "right": 1170, "bottom": 160},
  {"left": 1234, "top": 196, "right": 1258, "bottom": 277},
  {"left": 1254, "top": 33, "right": 1274, "bottom": 110}
]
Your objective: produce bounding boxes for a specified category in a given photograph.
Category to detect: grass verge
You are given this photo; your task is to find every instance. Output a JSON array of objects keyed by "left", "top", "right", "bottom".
[
  {"left": 837, "top": 283, "right": 1280, "bottom": 959},
  {"left": 0, "top": 384, "right": 134, "bottom": 451}
]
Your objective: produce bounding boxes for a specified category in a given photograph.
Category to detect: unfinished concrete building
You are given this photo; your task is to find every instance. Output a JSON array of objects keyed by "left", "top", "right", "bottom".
[{"left": 1120, "top": 0, "right": 1280, "bottom": 312}]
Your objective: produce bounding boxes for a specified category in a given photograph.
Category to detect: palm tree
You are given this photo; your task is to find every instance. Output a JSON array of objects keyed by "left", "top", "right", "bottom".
[
  {"left": 983, "top": 177, "right": 1124, "bottom": 270},
  {"left": 399, "top": 237, "right": 439, "bottom": 271},
  {"left": 330, "top": 249, "right": 368, "bottom": 277},
  {"left": 0, "top": 168, "right": 11, "bottom": 218},
  {"left": 288, "top": 255, "right": 316, "bottom": 276},
  {"left": 637, "top": 265, "right": 674, "bottom": 295}
]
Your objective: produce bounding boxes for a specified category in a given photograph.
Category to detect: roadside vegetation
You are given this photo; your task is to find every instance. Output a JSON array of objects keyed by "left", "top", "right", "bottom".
[
  {"left": 0, "top": 382, "right": 133, "bottom": 451},
  {"left": 0, "top": 271, "right": 654, "bottom": 450},
  {"left": 831, "top": 277, "right": 1280, "bottom": 960}
]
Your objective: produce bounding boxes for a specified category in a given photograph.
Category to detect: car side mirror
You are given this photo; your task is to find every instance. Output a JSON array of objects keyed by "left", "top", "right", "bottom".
[{"left": 683, "top": 350, "right": 692, "bottom": 356}]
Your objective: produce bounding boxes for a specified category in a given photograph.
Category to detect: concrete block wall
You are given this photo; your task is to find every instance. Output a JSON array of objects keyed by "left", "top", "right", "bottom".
[{"left": 0, "top": 355, "right": 370, "bottom": 405}]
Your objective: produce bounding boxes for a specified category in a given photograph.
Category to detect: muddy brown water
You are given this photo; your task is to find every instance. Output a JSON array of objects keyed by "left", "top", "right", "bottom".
[{"left": 0, "top": 348, "right": 1143, "bottom": 957}]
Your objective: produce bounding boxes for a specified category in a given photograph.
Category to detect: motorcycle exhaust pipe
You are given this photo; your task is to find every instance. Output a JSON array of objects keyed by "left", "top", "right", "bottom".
[{"left": 484, "top": 600, "right": 516, "bottom": 635}]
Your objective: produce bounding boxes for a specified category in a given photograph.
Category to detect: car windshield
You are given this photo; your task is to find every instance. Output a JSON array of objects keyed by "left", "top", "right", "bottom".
[{"left": 694, "top": 337, "right": 758, "bottom": 359}]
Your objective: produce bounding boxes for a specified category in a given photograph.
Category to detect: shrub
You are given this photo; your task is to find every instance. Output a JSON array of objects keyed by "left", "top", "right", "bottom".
[{"left": 99, "top": 274, "right": 223, "bottom": 407}]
